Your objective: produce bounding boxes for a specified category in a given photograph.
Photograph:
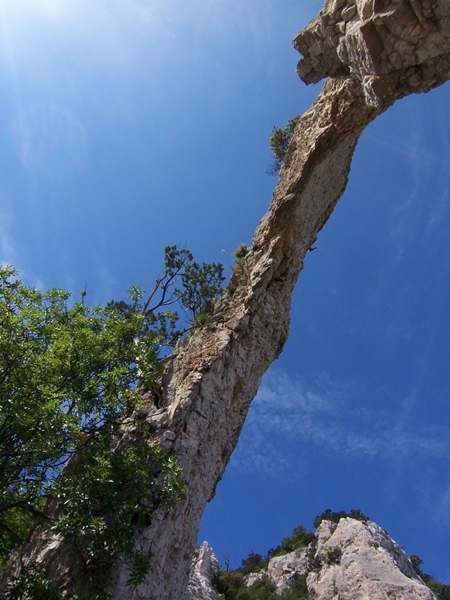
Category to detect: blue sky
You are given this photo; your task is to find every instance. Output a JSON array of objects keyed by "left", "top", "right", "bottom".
[{"left": 1, "top": 0, "right": 450, "bottom": 584}]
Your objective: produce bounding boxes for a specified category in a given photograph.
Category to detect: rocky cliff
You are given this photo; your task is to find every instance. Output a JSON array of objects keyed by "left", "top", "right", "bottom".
[
  {"left": 188, "top": 518, "right": 437, "bottom": 600},
  {"left": 186, "top": 542, "right": 221, "bottom": 600},
  {"left": 294, "top": 0, "right": 450, "bottom": 105},
  {"left": 308, "top": 518, "right": 436, "bottom": 600},
  {"left": 4, "top": 0, "right": 450, "bottom": 598}
]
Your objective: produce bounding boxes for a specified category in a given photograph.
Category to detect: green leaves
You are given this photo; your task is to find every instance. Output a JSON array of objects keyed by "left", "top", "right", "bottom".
[
  {"left": 112, "top": 245, "right": 225, "bottom": 348},
  {"left": 0, "top": 266, "right": 160, "bottom": 569},
  {"left": 266, "top": 525, "right": 315, "bottom": 560},
  {"left": 146, "top": 245, "right": 224, "bottom": 332},
  {"left": 0, "top": 562, "right": 59, "bottom": 600},
  {"left": 0, "top": 245, "right": 222, "bottom": 594},
  {"left": 267, "top": 116, "right": 300, "bottom": 175},
  {"left": 409, "top": 555, "right": 450, "bottom": 600},
  {"left": 53, "top": 435, "right": 183, "bottom": 594},
  {"left": 312, "top": 508, "right": 369, "bottom": 530}
]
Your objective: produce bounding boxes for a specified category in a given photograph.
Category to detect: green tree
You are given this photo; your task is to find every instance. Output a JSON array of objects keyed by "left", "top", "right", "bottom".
[
  {"left": 239, "top": 552, "right": 265, "bottom": 575},
  {"left": 0, "top": 246, "right": 224, "bottom": 596},
  {"left": 267, "top": 524, "right": 315, "bottom": 559},
  {"left": 267, "top": 116, "right": 300, "bottom": 175},
  {"left": 279, "top": 573, "right": 308, "bottom": 600},
  {"left": 214, "top": 569, "right": 250, "bottom": 600},
  {"left": 312, "top": 508, "right": 369, "bottom": 530},
  {"left": 109, "top": 244, "right": 224, "bottom": 347},
  {"left": 409, "top": 555, "right": 450, "bottom": 600}
]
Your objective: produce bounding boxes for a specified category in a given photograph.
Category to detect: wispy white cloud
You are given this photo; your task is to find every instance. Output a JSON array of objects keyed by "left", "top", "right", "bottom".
[
  {"left": 230, "top": 369, "right": 450, "bottom": 478},
  {"left": 376, "top": 101, "right": 450, "bottom": 259}
]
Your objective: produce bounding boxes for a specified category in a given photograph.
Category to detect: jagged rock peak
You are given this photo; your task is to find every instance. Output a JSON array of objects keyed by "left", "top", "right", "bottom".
[
  {"left": 188, "top": 519, "right": 437, "bottom": 599},
  {"left": 308, "top": 517, "right": 436, "bottom": 599},
  {"left": 294, "top": 0, "right": 450, "bottom": 106},
  {"left": 185, "top": 542, "right": 221, "bottom": 600}
]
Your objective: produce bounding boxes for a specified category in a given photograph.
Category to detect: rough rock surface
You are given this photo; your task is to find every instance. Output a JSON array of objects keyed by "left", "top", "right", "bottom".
[
  {"left": 185, "top": 545, "right": 310, "bottom": 597},
  {"left": 308, "top": 518, "right": 436, "bottom": 599},
  {"left": 242, "top": 549, "right": 309, "bottom": 593},
  {"left": 3, "top": 0, "right": 450, "bottom": 598},
  {"left": 294, "top": 0, "right": 450, "bottom": 106},
  {"left": 244, "top": 571, "right": 266, "bottom": 588},
  {"left": 267, "top": 548, "right": 309, "bottom": 594},
  {"left": 185, "top": 542, "right": 221, "bottom": 600},
  {"left": 188, "top": 519, "right": 436, "bottom": 600}
]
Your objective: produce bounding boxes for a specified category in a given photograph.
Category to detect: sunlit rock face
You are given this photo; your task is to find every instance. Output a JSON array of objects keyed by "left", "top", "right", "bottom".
[
  {"left": 267, "top": 548, "right": 309, "bottom": 594},
  {"left": 188, "top": 519, "right": 436, "bottom": 600},
  {"left": 294, "top": 0, "right": 450, "bottom": 105},
  {"left": 185, "top": 542, "right": 221, "bottom": 600},
  {"left": 308, "top": 518, "right": 436, "bottom": 600}
]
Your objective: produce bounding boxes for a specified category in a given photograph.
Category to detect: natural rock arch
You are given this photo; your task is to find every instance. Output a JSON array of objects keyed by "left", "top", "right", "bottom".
[{"left": 4, "top": 1, "right": 450, "bottom": 598}]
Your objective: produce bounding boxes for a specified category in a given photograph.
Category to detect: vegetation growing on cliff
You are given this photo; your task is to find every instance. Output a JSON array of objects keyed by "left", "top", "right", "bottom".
[
  {"left": 0, "top": 247, "right": 224, "bottom": 598},
  {"left": 213, "top": 522, "right": 313, "bottom": 600},
  {"left": 213, "top": 509, "right": 450, "bottom": 600},
  {"left": 267, "top": 115, "right": 300, "bottom": 175},
  {"left": 409, "top": 555, "right": 450, "bottom": 600},
  {"left": 312, "top": 508, "right": 369, "bottom": 530},
  {"left": 214, "top": 569, "right": 308, "bottom": 600}
]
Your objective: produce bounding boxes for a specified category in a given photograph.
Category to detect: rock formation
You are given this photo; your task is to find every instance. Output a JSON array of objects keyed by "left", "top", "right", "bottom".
[
  {"left": 294, "top": 0, "right": 450, "bottom": 106},
  {"left": 3, "top": 0, "right": 450, "bottom": 598},
  {"left": 187, "top": 519, "right": 437, "bottom": 600},
  {"left": 308, "top": 518, "right": 436, "bottom": 600},
  {"left": 267, "top": 548, "right": 309, "bottom": 594},
  {"left": 185, "top": 542, "right": 221, "bottom": 600}
]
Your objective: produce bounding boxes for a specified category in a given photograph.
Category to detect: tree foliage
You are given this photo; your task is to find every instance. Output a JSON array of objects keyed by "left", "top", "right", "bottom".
[
  {"left": 213, "top": 568, "right": 307, "bottom": 600},
  {"left": 409, "top": 555, "right": 450, "bottom": 600},
  {"left": 312, "top": 508, "right": 369, "bottom": 530},
  {"left": 213, "top": 522, "right": 314, "bottom": 600},
  {"left": 239, "top": 552, "right": 265, "bottom": 575},
  {"left": 267, "top": 116, "right": 300, "bottom": 175},
  {"left": 109, "top": 244, "right": 225, "bottom": 347},
  {"left": 213, "top": 515, "right": 450, "bottom": 600},
  {"left": 267, "top": 525, "right": 315, "bottom": 559},
  {"left": 0, "top": 246, "right": 224, "bottom": 596}
]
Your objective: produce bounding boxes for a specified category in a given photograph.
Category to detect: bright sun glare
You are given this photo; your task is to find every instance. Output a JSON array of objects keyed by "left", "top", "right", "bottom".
[{"left": 4, "top": 0, "right": 75, "bottom": 21}]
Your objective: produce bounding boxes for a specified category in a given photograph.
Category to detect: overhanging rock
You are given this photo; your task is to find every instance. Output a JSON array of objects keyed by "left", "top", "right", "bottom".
[{"left": 294, "top": 0, "right": 450, "bottom": 106}]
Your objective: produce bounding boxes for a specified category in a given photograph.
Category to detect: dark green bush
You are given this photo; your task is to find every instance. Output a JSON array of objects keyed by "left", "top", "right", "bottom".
[
  {"left": 409, "top": 555, "right": 450, "bottom": 600},
  {"left": 239, "top": 552, "right": 266, "bottom": 575},
  {"left": 267, "top": 525, "right": 315, "bottom": 559},
  {"left": 325, "top": 547, "right": 342, "bottom": 566},
  {"left": 213, "top": 570, "right": 251, "bottom": 600},
  {"left": 312, "top": 509, "right": 369, "bottom": 530},
  {"left": 246, "top": 576, "right": 276, "bottom": 599},
  {"left": 280, "top": 573, "right": 308, "bottom": 600}
]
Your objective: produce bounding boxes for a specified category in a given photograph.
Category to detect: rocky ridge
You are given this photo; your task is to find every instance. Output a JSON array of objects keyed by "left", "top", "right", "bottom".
[
  {"left": 308, "top": 518, "right": 436, "bottom": 600},
  {"left": 186, "top": 542, "right": 221, "bottom": 600},
  {"left": 187, "top": 518, "right": 437, "bottom": 600}
]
